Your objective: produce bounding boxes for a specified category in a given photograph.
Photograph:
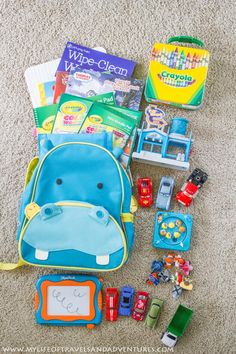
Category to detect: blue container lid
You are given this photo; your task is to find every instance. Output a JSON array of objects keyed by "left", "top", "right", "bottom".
[{"left": 170, "top": 118, "right": 189, "bottom": 135}]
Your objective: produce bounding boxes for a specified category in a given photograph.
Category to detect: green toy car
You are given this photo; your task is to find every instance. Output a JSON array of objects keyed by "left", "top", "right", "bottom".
[{"left": 145, "top": 297, "right": 164, "bottom": 329}]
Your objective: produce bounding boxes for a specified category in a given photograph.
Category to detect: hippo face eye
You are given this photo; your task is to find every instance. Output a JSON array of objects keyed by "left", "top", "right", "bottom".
[
  {"left": 44, "top": 207, "right": 53, "bottom": 216},
  {"left": 96, "top": 210, "right": 104, "bottom": 218},
  {"left": 97, "top": 183, "right": 103, "bottom": 189},
  {"left": 56, "top": 178, "right": 62, "bottom": 185}
]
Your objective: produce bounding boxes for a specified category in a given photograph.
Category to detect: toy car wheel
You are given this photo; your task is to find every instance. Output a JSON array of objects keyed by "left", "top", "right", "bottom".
[{"left": 201, "top": 175, "right": 208, "bottom": 183}]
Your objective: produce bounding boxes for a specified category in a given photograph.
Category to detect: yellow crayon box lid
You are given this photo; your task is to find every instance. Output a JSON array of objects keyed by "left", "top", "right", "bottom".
[{"left": 145, "top": 36, "right": 210, "bottom": 109}]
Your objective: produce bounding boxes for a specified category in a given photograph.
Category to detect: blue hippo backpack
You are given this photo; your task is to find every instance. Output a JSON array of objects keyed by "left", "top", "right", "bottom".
[{"left": 0, "top": 133, "right": 135, "bottom": 272}]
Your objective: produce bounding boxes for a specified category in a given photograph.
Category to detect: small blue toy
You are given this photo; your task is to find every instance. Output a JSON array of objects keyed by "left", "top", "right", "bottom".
[
  {"left": 133, "top": 117, "right": 192, "bottom": 171},
  {"left": 146, "top": 260, "right": 164, "bottom": 286},
  {"left": 151, "top": 260, "right": 164, "bottom": 272},
  {"left": 118, "top": 286, "right": 135, "bottom": 316},
  {"left": 156, "top": 176, "right": 175, "bottom": 210},
  {"left": 153, "top": 212, "right": 193, "bottom": 251}
]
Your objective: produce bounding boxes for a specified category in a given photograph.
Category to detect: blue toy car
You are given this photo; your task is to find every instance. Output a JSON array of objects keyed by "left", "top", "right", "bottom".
[
  {"left": 118, "top": 286, "right": 135, "bottom": 316},
  {"left": 156, "top": 176, "right": 175, "bottom": 210}
]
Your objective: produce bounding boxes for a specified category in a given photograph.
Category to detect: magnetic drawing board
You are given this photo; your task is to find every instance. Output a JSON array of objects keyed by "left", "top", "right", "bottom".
[
  {"left": 47, "top": 286, "right": 90, "bottom": 316},
  {"left": 35, "top": 274, "right": 103, "bottom": 327}
]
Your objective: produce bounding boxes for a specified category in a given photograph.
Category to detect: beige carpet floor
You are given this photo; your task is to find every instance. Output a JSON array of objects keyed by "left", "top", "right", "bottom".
[{"left": 0, "top": 0, "right": 235, "bottom": 353}]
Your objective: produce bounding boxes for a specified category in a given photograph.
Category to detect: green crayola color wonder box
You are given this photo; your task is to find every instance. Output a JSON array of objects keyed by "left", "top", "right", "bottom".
[{"left": 145, "top": 36, "right": 210, "bottom": 109}]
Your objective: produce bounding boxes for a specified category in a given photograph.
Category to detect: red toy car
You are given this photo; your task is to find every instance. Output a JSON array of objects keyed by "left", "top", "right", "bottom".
[
  {"left": 132, "top": 291, "right": 149, "bottom": 321},
  {"left": 137, "top": 178, "right": 153, "bottom": 207},
  {"left": 106, "top": 288, "right": 119, "bottom": 321},
  {"left": 176, "top": 168, "right": 208, "bottom": 207}
]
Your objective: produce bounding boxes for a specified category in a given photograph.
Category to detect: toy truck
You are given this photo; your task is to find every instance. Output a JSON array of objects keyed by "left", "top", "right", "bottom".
[{"left": 161, "top": 304, "right": 193, "bottom": 347}]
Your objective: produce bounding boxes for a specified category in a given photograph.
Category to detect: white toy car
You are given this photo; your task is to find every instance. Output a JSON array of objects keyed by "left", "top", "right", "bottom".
[{"left": 156, "top": 176, "right": 174, "bottom": 210}]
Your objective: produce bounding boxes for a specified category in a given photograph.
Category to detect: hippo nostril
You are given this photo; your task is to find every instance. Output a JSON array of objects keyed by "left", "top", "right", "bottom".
[
  {"left": 97, "top": 183, "right": 103, "bottom": 189},
  {"left": 56, "top": 178, "right": 62, "bottom": 185},
  {"left": 96, "top": 211, "right": 104, "bottom": 218},
  {"left": 44, "top": 208, "right": 52, "bottom": 216}
]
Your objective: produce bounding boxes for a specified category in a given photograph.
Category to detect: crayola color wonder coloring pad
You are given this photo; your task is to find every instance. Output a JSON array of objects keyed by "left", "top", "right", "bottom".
[
  {"left": 79, "top": 103, "right": 135, "bottom": 150},
  {"left": 145, "top": 42, "right": 210, "bottom": 109},
  {"left": 52, "top": 93, "right": 116, "bottom": 134},
  {"left": 108, "top": 106, "right": 142, "bottom": 168},
  {"left": 52, "top": 94, "right": 93, "bottom": 134}
]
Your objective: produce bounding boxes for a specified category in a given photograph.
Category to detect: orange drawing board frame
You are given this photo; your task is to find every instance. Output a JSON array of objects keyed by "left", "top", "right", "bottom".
[{"left": 35, "top": 274, "right": 103, "bottom": 326}]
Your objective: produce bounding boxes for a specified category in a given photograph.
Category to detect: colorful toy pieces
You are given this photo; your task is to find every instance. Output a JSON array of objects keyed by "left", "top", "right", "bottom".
[
  {"left": 137, "top": 177, "right": 153, "bottom": 207},
  {"left": 153, "top": 211, "right": 193, "bottom": 251},
  {"left": 106, "top": 286, "right": 166, "bottom": 328},
  {"left": 146, "top": 254, "right": 193, "bottom": 299},
  {"left": 176, "top": 168, "right": 208, "bottom": 207},
  {"left": 133, "top": 114, "right": 192, "bottom": 171}
]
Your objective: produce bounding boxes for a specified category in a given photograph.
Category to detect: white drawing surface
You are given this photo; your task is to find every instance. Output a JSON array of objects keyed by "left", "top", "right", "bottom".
[{"left": 47, "top": 286, "right": 90, "bottom": 316}]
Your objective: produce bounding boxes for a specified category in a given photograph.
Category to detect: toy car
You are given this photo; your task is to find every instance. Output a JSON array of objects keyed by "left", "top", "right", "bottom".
[
  {"left": 176, "top": 168, "right": 208, "bottom": 207},
  {"left": 137, "top": 178, "right": 153, "bottom": 207},
  {"left": 156, "top": 176, "right": 174, "bottom": 210},
  {"left": 145, "top": 298, "right": 164, "bottom": 329},
  {"left": 161, "top": 305, "right": 193, "bottom": 347},
  {"left": 118, "top": 286, "right": 134, "bottom": 316},
  {"left": 132, "top": 291, "right": 149, "bottom": 321},
  {"left": 105, "top": 288, "right": 119, "bottom": 321}
]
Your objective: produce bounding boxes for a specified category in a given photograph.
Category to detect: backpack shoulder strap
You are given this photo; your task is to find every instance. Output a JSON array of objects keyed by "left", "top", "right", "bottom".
[
  {"left": 0, "top": 259, "right": 25, "bottom": 270},
  {"left": 24, "top": 156, "right": 39, "bottom": 189}
]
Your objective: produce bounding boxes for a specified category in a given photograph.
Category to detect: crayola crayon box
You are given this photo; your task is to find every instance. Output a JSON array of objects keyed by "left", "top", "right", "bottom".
[{"left": 145, "top": 41, "right": 210, "bottom": 109}]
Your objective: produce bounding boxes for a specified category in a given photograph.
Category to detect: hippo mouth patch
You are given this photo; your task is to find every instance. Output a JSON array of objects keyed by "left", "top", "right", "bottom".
[{"left": 20, "top": 201, "right": 127, "bottom": 270}]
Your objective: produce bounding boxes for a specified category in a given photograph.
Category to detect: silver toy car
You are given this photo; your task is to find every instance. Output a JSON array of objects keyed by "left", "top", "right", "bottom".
[{"left": 156, "top": 176, "right": 174, "bottom": 210}]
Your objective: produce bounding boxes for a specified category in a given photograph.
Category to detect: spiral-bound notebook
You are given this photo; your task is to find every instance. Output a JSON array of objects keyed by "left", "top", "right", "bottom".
[{"left": 33, "top": 104, "right": 58, "bottom": 134}]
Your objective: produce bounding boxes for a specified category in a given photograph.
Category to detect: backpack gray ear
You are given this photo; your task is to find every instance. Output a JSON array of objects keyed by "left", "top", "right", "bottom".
[
  {"left": 112, "top": 146, "right": 123, "bottom": 159},
  {"left": 38, "top": 134, "right": 54, "bottom": 157}
]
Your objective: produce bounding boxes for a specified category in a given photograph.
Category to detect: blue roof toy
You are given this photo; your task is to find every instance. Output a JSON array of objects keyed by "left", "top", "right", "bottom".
[
  {"left": 118, "top": 286, "right": 135, "bottom": 316},
  {"left": 133, "top": 116, "right": 192, "bottom": 171},
  {"left": 156, "top": 176, "right": 175, "bottom": 210}
]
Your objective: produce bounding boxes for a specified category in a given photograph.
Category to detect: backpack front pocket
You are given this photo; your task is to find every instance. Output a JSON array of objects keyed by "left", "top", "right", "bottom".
[{"left": 19, "top": 202, "right": 127, "bottom": 271}]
